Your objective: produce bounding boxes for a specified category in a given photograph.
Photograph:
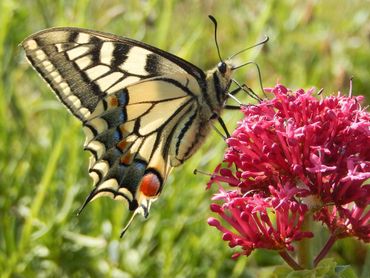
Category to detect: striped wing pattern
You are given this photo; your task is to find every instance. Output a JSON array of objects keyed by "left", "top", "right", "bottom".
[{"left": 22, "top": 28, "right": 207, "bottom": 213}]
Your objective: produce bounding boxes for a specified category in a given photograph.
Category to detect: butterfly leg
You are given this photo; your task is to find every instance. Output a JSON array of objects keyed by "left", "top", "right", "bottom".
[{"left": 217, "top": 117, "right": 230, "bottom": 138}]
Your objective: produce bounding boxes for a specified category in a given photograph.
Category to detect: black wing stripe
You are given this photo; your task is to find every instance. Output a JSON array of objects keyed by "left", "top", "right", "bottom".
[
  {"left": 144, "top": 54, "right": 160, "bottom": 75},
  {"left": 175, "top": 106, "right": 198, "bottom": 156},
  {"left": 111, "top": 44, "right": 130, "bottom": 68}
]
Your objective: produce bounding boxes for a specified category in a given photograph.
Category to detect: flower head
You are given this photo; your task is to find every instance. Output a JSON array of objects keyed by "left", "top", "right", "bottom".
[
  {"left": 208, "top": 184, "right": 313, "bottom": 258},
  {"left": 209, "top": 84, "right": 370, "bottom": 258}
]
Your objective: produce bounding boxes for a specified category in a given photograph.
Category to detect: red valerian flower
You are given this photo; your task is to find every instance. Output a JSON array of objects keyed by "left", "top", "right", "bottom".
[
  {"left": 208, "top": 84, "right": 370, "bottom": 263},
  {"left": 208, "top": 184, "right": 313, "bottom": 258}
]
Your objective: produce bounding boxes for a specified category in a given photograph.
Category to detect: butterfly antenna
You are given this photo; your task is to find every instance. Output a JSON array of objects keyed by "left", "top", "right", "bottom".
[
  {"left": 208, "top": 15, "right": 223, "bottom": 62},
  {"left": 228, "top": 35, "right": 269, "bottom": 60}
]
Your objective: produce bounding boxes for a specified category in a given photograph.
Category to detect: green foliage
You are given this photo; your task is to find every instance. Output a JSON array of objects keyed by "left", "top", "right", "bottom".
[
  {"left": 272, "top": 259, "right": 358, "bottom": 278},
  {"left": 0, "top": 0, "right": 369, "bottom": 277}
]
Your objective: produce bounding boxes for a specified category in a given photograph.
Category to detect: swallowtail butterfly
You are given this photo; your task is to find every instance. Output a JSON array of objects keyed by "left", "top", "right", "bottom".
[{"left": 22, "top": 16, "right": 266, "bottom": 234}]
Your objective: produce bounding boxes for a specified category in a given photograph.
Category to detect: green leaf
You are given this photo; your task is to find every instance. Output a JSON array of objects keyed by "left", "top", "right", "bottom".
[
  {"left": 271, "top": 260, "right": 358, "bottom": 278},
  {"left": 316, "top": 258, "right": 337, "bottom": 276},
  {"left": 272, "top": 265, "right": 292, "bottom": 277},
  {"left": 335, "top": 265, "right": 358, "bottom": 278}
]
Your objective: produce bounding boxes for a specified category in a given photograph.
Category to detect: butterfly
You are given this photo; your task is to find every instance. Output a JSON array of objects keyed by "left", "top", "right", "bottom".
[{"left": 21, "top": 16, "right": 267, "bottom": 234}]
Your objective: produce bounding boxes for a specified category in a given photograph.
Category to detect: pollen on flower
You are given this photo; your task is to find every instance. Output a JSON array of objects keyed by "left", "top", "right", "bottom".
[{"left": 208, "top": 84, "right": 370, "bottom": 258}]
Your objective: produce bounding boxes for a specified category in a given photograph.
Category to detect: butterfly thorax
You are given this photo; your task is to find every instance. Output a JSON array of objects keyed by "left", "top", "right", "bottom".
[
  {"left": 204, "top": 60, "right": 233, "bottom": 116},
  {"left": 167, "top": 61, "right": 233, "bottom": 167}
]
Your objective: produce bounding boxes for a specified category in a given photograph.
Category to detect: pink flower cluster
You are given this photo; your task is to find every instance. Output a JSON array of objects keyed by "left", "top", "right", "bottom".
[{"left": 208, "top": 84, "right": 370, "bottom": 258}]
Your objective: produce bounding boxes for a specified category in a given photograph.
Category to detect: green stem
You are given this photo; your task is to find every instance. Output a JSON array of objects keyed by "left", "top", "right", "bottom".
[{"left": 297, "top": 212, "right": 313, "bottom": 269}]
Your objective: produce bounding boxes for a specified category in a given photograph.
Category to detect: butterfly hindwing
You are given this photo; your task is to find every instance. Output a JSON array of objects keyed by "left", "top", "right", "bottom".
[{"left": 82, "top": 74, "right": 201, "bottom": 210}]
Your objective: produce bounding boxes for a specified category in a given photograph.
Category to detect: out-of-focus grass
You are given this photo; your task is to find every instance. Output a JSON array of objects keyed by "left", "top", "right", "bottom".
[{"left": 0, "top": 0, "right": 369, "bottom": 277}]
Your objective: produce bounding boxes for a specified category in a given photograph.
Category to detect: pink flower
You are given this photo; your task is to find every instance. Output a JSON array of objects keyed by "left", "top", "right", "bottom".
[
  {"left": 208, "top": 184, "right": 313, "bottom": 258},
  {"left": 209, "top": 84, "right": 370, "bottom": 259}
]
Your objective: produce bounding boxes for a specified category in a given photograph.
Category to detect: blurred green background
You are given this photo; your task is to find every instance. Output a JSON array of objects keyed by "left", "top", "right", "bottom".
[{"left": 1, "top": 0, "right": 369, "bottom": 277}]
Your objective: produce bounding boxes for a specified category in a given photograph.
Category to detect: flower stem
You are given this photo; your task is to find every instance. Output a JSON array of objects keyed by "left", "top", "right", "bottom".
[
  {"left": 279, "top": 251, "right": 303, "bottom": 270},
  {"left": 297, "top": 213, "right": 313, "bottom": 268},
  {"left": 314, "top": 235, "right": 336, "bottom": 266}
]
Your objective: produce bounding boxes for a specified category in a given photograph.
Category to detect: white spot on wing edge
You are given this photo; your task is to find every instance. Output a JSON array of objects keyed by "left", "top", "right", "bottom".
[
  {"left": 92, "top": 160, "right": 109, "bottom": 176},
  {"left": 59, "top": 82, "right": 72, "bottom": 96},
  {"left": 34, "top": 49, "right": 47, "bottom": 61},
  {"left": 49, "top": 70, "right": 63, "bottom": 84},
  {"left": 86, "top": 140, "right": 106, "bottom": 159},
  {"left": 80, "top": 107, "right": 91, "bottom": 118},
  {"left": 90, "top": 191, "right": 113, "bottom": 202},
  {"left": 118, "top": 187, "right": 133, "bottom": 201},
  {"left": 42, "top": 61, "right": 55, "bottom": 72},
  {"left": 88, "top": 155, "right": 96, "bottom": 169},
  {"left": 89, "top": 171, "right": 100, "bottom": 186},
  {"left": 24, "top": 39, "right": 38, "bottom": 50},
  {"left": 97, "top": 178, "right": 118, "bottom": 190},
  {"left": 76, "top": 33, "right": 91, "bottom": 44},
  {"left": 83, "top": 126, "right": 94, "bottom": 145},
  {"left": 89, "top": 180, "right": 133, "bottom": 204},
  {"left": 66, "top": 95, "right": 82, "bottom": 109}
]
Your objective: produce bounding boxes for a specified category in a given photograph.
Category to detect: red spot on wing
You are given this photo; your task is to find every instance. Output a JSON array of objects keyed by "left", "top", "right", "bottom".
[
  {"left": 108, "top": 96, "right": 118, "bottom": 107},
  {"left": 117, "top": 139, "right": 128, "bottom": 151},
  {"left": 120, "top": 152, "right": 132, "bottom": 164},
  {"left": 139, "top": 173, "right": 161, "bottom": 197}
]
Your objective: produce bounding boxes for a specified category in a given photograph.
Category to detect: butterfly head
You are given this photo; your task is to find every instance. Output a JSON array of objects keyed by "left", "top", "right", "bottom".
[
  {"left": 214, "top": 60, "right": 234, "bottom": 103},
  {"left": 217, "top": 61, "right": 233, "bottom": 80}
]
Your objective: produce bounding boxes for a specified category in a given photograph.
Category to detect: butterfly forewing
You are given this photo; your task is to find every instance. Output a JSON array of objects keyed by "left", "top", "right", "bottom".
[
  {"left": 22, "top": 28, "right": 205, "bottom": 121},
  {"left": 22, "top": 27, "right": 228, "bottom": 216}
]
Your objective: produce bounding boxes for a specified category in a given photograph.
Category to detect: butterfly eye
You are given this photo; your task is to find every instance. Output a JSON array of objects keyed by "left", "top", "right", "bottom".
[{"left": 217, "top": 62, "right": 227, "bottom": 74}]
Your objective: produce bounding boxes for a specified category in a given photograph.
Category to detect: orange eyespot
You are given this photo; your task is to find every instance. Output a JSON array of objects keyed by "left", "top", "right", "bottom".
[
  {"left": 120, "top": 153, "right": 132, "bottom": 164},
  {"left": 108, "top": 96, "right": 119, "bottom": 107},
  {"left": 117, "top": 140, "right": 127, "bottom": 150},
  {"left": 139, "top": 173, "right": 161, "bottom": 197}
]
